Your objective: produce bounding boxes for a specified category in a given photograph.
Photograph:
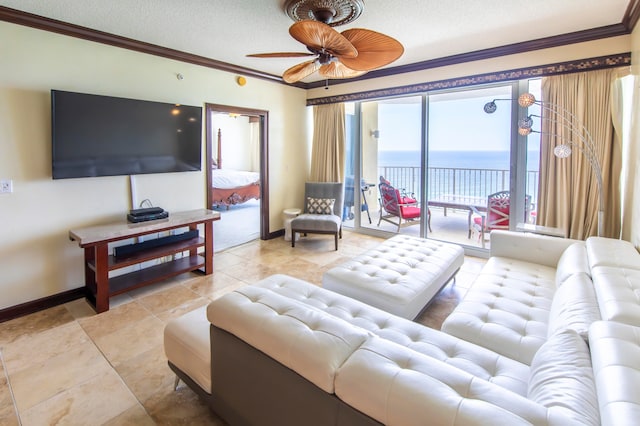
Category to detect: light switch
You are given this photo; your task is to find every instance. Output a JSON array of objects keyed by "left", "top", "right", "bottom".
[{"left": 0, "top": 179, "right": 13, "bottom": 194}]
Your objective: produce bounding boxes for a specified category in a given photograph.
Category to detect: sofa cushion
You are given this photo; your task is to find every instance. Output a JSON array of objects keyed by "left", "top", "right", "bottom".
[
  {"left": 591, "top": 266, "right": 640, "bottom": 326},
  {"left": 254, "top": 274, "right": 530, "bottom": 395},
  {"left": 586, "top": 237, "right": 640, "bottom": 270},
  {"left": 589, "top": 321, "right": 640, "bottom": 426},
  {"left": 322, "top": 235, "right": 464, "bottom": 320},
  {"left": 528, "top": 329, "right": 600, "bottom": 426},
  {"left": 207, "top": 284, "right": 369, "bottom": 393},
  {"left": 555, "top": 242, "right": 590, "bottom": 287},
  {"left": 164, "top": 306, "right": 212, "bottom": 393},
  {"left": 290, "top": 213, "right": 341, "bottom": 232},
  {"left": 547, "top": 273, "right": 601, "bottom": 339},
  {"left": 441, "top": 256, "right": 556, "bottom": 365},
  {"left": 336, "top": 337, "right": 568, "bottom": 426}
]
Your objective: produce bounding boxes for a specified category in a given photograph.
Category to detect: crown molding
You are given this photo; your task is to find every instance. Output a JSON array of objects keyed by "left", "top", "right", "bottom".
[
  {"left": 306, "top": 23, "right": 630, "bottom": 89},
  {"left": 623, "top": 0, "right": 640, "bottom": 30},
  {"left": 307, "top": 53, "right": 632, "bottom": 106}
]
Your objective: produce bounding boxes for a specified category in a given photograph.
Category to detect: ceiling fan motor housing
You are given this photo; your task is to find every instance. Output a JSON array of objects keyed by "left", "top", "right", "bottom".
[
  {"left": 313, "top": 7, "right": 337, "bottom": 24},
  {"left": 318, "top": 52, "right": 334, "bottom": 65},
  {"left": 284, "top": 0, "right": 364, "bottom": 27}
]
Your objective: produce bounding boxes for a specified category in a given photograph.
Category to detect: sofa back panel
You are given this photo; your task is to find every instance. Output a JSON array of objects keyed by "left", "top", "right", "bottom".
[
  {"left": 210, "top": 325, "right": 382, "bottom": 426},
  {"left": 555, "top": 242, "right": 590, "bottom": 286},
  {"left": 489, "top": 230, "right": 581, "bottom": 268},
  {"left": 547, "top": 273, "right": 601, "bottom": 340},
  {"left": 528, "top": 329, "right": 600, "bottom": 426},
  {"left": 591, "top": 267, "right": 640, "bottom": 326},
  {"left": 207, "top": 285, "right": 369, "bottom": 394},
  {"left": 586, "top": 237, "right": 640, "bottom": 270},
  {"left": 336, "top": 337, "right": 562, "bottom": 426},
  {"left": 589, "top": 321, "right": 640, "bottom": 426}
]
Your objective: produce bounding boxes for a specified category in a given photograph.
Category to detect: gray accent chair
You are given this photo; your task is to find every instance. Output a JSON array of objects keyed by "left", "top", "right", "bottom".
[{"left": 291, "top": 182, "right": 344, "bottom": 251}]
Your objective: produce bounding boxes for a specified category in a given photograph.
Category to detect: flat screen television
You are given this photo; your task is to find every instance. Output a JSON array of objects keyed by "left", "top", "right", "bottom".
[{"left": 51, "top": 90, "right": 202, "bottom": 179}]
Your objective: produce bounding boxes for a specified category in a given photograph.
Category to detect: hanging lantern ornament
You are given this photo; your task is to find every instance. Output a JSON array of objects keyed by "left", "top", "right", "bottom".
[
  {"left": 483, "top": 101, "right": 498, "bottom": 114},
  {"left": 518, "top": 116, "right": 533, "bottom": 129},
  {"left": 518, "top": 127, "right": 532, "bottom": 136},
  {"left": 553, "top": 144, "right": 572, "bottom": 158},
  {"left": 518, "top": 93, "right": 537, "bottom": 108}
]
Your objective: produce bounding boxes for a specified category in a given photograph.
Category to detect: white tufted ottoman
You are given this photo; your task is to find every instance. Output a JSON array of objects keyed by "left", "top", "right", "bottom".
[{"left": 322, "top": 235, "right": 464, "bottom": 319}]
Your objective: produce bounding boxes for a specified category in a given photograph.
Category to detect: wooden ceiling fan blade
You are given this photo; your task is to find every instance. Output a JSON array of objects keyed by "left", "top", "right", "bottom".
[
  {"left": 319, "top": 62, "right": 367, "bottom": 80},
  {"left": 282, "top": 60, "right": 321, "bottom": 83},
  {"left": 247, "top": 52, "right": 315, "bottom": 58},
  {"left": 289, "top": 20, "right": 357, "bottom": 58},
  {"left": 339, "top": 28, "right": 404, "bottom": 71}
]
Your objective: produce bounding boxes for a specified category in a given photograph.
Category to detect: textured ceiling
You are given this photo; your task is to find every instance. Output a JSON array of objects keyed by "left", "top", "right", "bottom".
[{"left": 0, "top": 0, "right": 631, "bottom": 83}]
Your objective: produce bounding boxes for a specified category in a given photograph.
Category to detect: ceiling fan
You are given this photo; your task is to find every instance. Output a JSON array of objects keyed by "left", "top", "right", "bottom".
[{"left": 247, "top": 1, "right": 404, "bottom": 83}]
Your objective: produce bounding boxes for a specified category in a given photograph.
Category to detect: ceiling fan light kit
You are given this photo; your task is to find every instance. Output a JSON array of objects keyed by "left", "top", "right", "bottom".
[{"left": 248, "top": 0, "right": 404, "bottom": 83}]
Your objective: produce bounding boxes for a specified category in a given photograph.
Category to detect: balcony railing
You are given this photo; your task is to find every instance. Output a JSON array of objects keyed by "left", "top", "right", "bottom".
[{"left": 378, "top": 166, "right": 539, "bottom": 206}]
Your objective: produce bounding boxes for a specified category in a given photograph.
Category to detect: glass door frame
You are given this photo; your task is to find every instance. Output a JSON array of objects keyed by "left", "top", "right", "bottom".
[{"left": 348, "top": 80, "right": 535, "bottom": 255}]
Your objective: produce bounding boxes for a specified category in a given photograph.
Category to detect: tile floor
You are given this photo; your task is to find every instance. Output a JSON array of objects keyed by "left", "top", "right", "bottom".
[{"left": 0, "top": 231, "right": 486, "bottom": 425}]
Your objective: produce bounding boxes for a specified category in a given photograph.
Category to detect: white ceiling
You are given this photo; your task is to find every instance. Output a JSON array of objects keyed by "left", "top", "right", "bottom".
[{"left": 0, "top": 0, "right": 631, "bottom": 83}]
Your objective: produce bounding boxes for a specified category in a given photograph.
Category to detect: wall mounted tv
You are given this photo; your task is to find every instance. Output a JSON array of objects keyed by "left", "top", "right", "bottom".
[{"left": 51, "top": 90, "right": 202, "bottom": 179}]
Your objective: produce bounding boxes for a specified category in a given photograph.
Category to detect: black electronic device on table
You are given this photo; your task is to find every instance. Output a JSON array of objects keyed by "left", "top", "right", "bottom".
[
  {"left": 127, "top": 207, "right": 169, "bottom": 223},
  {"left": 113, "top": 229, "right": 198, "bottom": 258}
]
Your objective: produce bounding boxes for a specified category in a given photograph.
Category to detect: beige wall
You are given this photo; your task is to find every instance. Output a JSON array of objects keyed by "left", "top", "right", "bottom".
[
  {"left": 210, "top": 115, "right": 255, "bottom": 172},
  {"left": 361, "top": 102, "right": 380, "bottom": 210},
  {"left": 0, "top": 22, "right": 308, "bottom": 310}
]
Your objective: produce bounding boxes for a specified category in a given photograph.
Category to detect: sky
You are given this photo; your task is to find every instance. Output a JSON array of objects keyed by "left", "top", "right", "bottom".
[
  {"left": 377, "top": 80, "right": 542, "bottom": 152},
  {"left": 378, "top": 98, "right": 512, "bottom": 152}
]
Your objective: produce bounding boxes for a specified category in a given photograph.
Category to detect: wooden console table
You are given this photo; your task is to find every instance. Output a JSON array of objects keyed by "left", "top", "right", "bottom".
[{"left": 69, "top": 209, "right": 221, "bottom": 313}]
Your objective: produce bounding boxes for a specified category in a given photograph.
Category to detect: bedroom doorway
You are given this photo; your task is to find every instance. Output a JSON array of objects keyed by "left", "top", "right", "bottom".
[{"left": 205, "top": 104, "right": 269, "bottom": 251}]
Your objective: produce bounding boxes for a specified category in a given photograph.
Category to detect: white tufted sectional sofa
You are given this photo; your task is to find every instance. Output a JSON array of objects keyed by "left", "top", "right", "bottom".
[{"left": 164, "top": 231, "right": 640, "bottom": 426}]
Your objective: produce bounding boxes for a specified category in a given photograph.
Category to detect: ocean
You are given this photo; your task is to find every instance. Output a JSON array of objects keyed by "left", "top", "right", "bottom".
[
  {"left": 376, "top": 150, "right": 540, "bottom": 202},
  {"left": 379, "top": 150, "right": 540, "bottom": 171}
]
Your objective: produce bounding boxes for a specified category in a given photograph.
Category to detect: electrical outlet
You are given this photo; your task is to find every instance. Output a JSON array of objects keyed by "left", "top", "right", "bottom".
[{"left": 0, "top": 179, "right": 12, "bottom": 194}]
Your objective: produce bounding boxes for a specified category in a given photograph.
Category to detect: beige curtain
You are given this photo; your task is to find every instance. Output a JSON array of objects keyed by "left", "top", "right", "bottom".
[
  {"left": 536, "top": 69, "right": 622, "bottom": 239},
  {"left": 310, "top": 103, "right": 345, "bottom": 182}
]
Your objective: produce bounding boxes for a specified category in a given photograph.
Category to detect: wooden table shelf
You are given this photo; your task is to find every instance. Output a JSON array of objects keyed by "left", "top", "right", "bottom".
[
  {"left": 87, "top": 237, "right": 206, "bottom": 270},
  {"left": 70, "top": 209, "right": 220, "bottom": 313},
  {"left": 107, "top": 255, "right": 205, "bottom": 296}
]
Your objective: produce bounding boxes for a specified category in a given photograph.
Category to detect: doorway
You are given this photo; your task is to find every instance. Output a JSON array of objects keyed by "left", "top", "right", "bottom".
[{"left": 205, "top": 104, "right": 269, "bottom": 251}]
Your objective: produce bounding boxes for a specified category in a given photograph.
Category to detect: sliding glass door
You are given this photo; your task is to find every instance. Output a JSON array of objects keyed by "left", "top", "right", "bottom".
[
  {"left": 344, "top": 82, "right": 534, "bottom": 252},
  {"left": 342, "top": 96, "right": 426, "bottom": 236},
  {"left": 426, "top": 85, "right": 514, "bottom": 249}
]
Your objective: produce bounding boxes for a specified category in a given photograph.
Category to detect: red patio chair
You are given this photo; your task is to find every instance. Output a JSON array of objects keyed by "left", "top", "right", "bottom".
[
  {"left": 377, "top": 181, "right": 432, "bottom": 233},
  {"left": 471, "top": 191, "right": 531, "bottom": 247}
]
